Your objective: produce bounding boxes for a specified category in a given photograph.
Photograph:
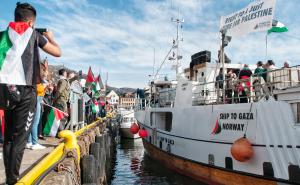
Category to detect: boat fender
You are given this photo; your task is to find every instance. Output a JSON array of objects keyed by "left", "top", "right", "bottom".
[
  {"left": 130, "top": 122, "right": 140, "bottom": 134},
  {"left": 139, "top": 128, "right": 148, "bottom": 138},
  {"left": 81, "top": 155, "right": 97, "bottom": 183},
  {"left": 231, "top": 137, "right": 253, "bottom": 162}
]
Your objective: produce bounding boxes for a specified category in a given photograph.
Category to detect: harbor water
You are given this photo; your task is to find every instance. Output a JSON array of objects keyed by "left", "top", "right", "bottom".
[{"left": 110, "top": 138, "right": 205, "bottom": 185}]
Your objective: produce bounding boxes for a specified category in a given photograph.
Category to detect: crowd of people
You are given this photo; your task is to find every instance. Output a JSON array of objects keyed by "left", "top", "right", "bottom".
[
  {"left": 215, "top": 59, "right": 292, "bottom": 103},
  {"left": 0, "top": 3, "right": 107, "bottom": 184}
]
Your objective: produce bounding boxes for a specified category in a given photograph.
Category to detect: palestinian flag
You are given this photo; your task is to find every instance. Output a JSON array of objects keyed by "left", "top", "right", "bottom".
[
  {"left": 211, "top": 118, "right": 221, "bottom": 135},
  {"left": 86, "top": 67, "right": 95, "bottom": 83},
  {"left": 94, "top": 75, "right": 101, "bottom": 91},
  {"left": 43, "top": 107, "right": 66, "bottom": 137},
  {"left": 0, "top": 22, "right": 33, "bottom": 85},
  {"left": 268, "top": 20, "right": 288, "bottom": 34},
  {"left": 92, "top": 101, "right": 99, "bottom": 113}
]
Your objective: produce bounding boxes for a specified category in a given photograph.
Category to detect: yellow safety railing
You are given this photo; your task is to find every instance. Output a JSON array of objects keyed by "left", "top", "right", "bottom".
[
  {"left": 16, "top": 143, "right": 65, "bottom": 185},
  {"left": 16, "top": 118, "right": 105, "bottom": 185}
]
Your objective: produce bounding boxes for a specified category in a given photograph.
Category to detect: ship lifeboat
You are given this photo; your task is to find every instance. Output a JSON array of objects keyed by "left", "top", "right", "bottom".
[
  {"left": 130, "top": 123, "right": 140, "bottom": 134},
  {"left": 231, "top": 137, "right": 253, "bottom": 162}
]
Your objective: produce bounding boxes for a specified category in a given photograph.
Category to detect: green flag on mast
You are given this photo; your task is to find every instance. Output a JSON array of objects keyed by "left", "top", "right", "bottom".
[{"left": 268, "top": 20, "right": 288, "bottom": 34}]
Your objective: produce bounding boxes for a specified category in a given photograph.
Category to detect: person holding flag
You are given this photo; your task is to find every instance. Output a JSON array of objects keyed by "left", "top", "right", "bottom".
[{"left": 0, "top": 3, "right": 61, "bottom": 184}]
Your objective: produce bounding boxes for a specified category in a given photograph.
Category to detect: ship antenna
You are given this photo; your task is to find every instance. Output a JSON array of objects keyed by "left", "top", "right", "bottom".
[
  {"left": 153, "top": 48, "right": 155, "bottom": 80},
  {"left": 171, "top": 8, "right": 184, "bottom": 77}
]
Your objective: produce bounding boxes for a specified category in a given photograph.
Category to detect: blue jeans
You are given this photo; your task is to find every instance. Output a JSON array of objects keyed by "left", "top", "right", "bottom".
[{"left": 28, "top": 96, "right": 43, "bottom": 145}]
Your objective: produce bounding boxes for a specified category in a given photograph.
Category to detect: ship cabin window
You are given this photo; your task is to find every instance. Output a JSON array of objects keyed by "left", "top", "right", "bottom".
[
  {"left": 297, "top": 103, "right": 300, "bottom": 123},
  {"left": 150, "top": 112, "right": 173, "bottom": 132},
  {"left": 291, "top": 103, "right": 300, "bottom": 124},
  {"left": 263, "top": 162, "right": 274, "bottom": 178}
]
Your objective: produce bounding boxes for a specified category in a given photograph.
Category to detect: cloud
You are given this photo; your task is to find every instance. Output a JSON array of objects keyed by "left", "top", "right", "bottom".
[{"left": 4, "top": 0, "right": 299, "bottom": 88}]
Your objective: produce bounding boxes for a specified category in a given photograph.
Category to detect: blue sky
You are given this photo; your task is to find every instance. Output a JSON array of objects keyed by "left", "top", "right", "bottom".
[{"left": 1, "top": 0, "right": 299, "bottom": 88}]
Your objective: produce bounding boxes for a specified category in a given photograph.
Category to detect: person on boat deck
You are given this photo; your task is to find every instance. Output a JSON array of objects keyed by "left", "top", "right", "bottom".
[
  {"left": 253, "top": 61, "right": 266, "bottom": 101},
  {"left": 215, "top": 68, "right": 224, "bottom": 89},
  {"left": 283, "top": 60, "right": 291, "bottom": 68},
  {"left": 265, "top": 60, "right": 277, "bottom": 91},
  {"left": 226, "top": 69, "right": 238, "bottom": 103},
  {"left": 238, "top": 64, "right": 252, "bottom": 103},
  {"left": 254, "top": 61, "right": 266, "bottom": 78}
]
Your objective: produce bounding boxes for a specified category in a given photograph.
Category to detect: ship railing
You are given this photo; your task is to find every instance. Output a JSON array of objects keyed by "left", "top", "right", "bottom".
[
  {"left": 192, "top": 65, "right": 300, "bottom": 105},
  {"left": 135, "top": 88, "right": 176, "bottom": 109},
  {"left": 135, "top": 98, "right": 150, "bottom": 110}
]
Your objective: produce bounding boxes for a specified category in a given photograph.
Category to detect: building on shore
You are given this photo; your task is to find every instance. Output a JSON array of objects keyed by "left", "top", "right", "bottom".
[
  {"left": 119, "top": 92, "right": 136, "bottom": 108},
  {"left": 106, "top": 90, "right": 120, "bottom": 107}
]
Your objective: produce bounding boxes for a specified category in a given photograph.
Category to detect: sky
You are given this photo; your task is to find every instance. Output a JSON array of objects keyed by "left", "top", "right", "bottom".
[{"left": 0, "top": 0, "right": 299, "bottom": 88}]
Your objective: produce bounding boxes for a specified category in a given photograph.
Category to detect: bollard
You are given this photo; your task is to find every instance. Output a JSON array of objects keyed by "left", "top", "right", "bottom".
[
  {"left": 58, "top": 130, "right": 80, "bottom": 163},
  {"left": 95, "top": 135, "right": 105, "bottom": 148},
  {"left": 90, "top": 143, "right": 101, "bottom": 178},
  {"left": 81, "top": 155, "right": 97, "bottom": 184}
]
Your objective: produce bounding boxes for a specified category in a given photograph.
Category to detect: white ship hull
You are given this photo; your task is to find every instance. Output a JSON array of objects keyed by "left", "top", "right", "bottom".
[
  {"left": 119, "top": 109, "right": 140, "bottom": 139},
  {"left": 120, "top": 122, "right": 140, "bottom": 139},
  {"left": 135, "top": 97, "right": 300, "bottom": 184}
]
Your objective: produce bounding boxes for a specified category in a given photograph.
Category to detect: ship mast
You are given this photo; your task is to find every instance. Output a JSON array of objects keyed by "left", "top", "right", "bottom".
[
  {"left": 171, "top": 10, "right": 184, "bottom": 77},
  {"left": 220, "top": 29, "right": 231, "bottom": 104}
]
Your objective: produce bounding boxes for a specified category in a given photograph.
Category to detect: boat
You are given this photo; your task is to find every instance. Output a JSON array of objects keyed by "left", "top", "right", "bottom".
[
  {"left": 118, "top": 108, "right": 140, "bottom": 139},
  {"left": 134, "top": 1, "right": 300, "bottom": 184}
]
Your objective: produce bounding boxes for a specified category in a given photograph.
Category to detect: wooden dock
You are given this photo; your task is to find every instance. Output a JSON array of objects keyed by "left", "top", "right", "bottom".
[{"left": 0, "top": 138, "right": 60, "bottom": 185}]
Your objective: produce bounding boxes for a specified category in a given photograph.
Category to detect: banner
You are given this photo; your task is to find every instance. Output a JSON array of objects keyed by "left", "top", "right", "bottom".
[{"left": 220, "top": 0, "right": 276, "bottom": 37}]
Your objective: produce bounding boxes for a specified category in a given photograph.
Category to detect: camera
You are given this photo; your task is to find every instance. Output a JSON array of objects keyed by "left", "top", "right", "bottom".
[{"left": 35, "top": 28, "right": 48, "bottom": 34}]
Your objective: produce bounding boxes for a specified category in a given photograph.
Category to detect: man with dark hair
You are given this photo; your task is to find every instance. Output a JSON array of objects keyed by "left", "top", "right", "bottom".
[
  {"left": 254, "top": 61, "right": 266, "bottom": 79},
  {"left": 0, "top": 2, "right": 61, "bottom": 184},
  {"left": 53, "top": 68, "right": 70, "bottom": 113}
]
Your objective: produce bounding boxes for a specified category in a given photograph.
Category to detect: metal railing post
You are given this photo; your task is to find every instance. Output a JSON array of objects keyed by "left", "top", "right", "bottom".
[{"left": 250, "top": 76, "right": 253, "bottom": 103}]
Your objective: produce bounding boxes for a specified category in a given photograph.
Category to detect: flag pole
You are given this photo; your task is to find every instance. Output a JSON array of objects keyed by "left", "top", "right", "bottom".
[
  {"left": 41, "top": 102, "right": 69, "bottom": 116},
  {"left": 265, "top": 33, "right": 268, "bottom": 62}
]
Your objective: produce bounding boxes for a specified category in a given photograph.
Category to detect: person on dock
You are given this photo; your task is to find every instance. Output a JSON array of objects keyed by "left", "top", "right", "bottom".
[
  {"left": 26, "top": 60, "right": 49, "bottom": 150},
  {"left": 0, "top": 3, "right": 61, "bottom": 184},
  {"left": 53, "top": 69, "right": 70, "bottom": 113},
  {"left": 53, "top": 69, "right": 70, "bottom": 130}
]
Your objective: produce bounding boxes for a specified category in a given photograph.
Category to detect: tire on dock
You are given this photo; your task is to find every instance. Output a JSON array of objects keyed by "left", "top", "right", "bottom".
[{"left": 81, "top": 155, "right": 97, "bottom": 184}]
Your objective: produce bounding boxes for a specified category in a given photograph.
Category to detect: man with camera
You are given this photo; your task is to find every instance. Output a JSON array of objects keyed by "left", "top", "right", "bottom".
[{"left": 0, "top": 2, "right": 61, "bottom": 184}]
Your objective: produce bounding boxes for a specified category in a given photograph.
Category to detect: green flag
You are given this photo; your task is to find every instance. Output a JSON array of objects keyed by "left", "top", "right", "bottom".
[{"left": 268, "top": 20, "right": 288, "bottom": 34}]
